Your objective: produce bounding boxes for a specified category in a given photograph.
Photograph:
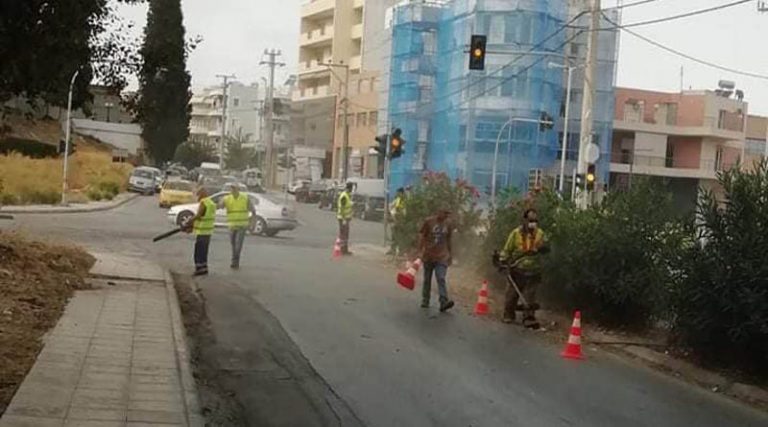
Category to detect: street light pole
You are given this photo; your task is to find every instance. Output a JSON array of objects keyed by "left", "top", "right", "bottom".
[
  {"left": 490, "top": 116, "right": 553, "bottom": 207},
  {"left": 549, "top": 62, "right": 583, "bottom": 194},
  {"left": 61, "top": 69, "right": 80, "bottom": 206}
]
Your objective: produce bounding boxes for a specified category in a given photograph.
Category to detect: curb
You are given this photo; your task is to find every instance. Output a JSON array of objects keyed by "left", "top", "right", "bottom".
[
  {"left": 0, "top": 193, "right": 139, "bottom": 214},
  {"left": 163, "top": 269, "right": 204, "bottom": 427}
]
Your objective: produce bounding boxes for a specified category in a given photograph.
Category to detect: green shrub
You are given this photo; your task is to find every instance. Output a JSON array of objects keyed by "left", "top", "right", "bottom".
[
  {"left": 86, "top": 188, "right": 103, "bottom": 201},
  {"left": 673, "top": 160, "right": 768, "bottom": 379},
  {"left": 102, "top": 191, "right": 114, "bottom": 201},
  {"left": 0, "top": 137, "right": 58, "bottom": 158},
  {"left": 1, "top": 192, "right": 18, "bottom": 206},
  {"left": 97, "top": 180, "right": 120, "bottom": 196},
  {"left": 391, "top": 172, "right": 482, "bottom": 259},
  {"left": 19, "top": 189, "right": 61, "bottom": 205}
]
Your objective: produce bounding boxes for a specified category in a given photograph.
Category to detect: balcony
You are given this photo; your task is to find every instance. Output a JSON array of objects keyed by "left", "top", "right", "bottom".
[
  {"left": 298, "top": 60, "right": 331, "bottom": 76},
  {"left": 293, "top": 85, "right": 333, "bottom": 102},
  {"left": 300, "top": 26, "right": 334, "bottom": 47},
  {"left": 614, "top": 117, "right": 745, "bottom": 142},
  {"left": 349, "top": 55, "right": 362, "bottom": 71},
  {"left": 609, "top": 152, "right": 739, "bottom": 181},
  {"left": 301, "top": 0, "right": 334, "bottom": 19},
  {"left": 351, "top": 23, "right": 363, "bottom": 40}
]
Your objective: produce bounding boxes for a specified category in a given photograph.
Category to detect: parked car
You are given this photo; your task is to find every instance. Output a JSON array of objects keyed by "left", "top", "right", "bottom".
[
  {"left": 287, "top": 180, "right": 311, "bottom": 194},
  {"left": 295, "top": 183, "right": 326, "bottom": 204},
  {"left": 242, "top": 168, "right": 263, "bottom": 191},
  {"left": 356, "top": 195, "right": 386, "bottom": 221},
  {"left": 158, "top": 179, "right": 196, "bottom": 208},
  {"left": 167, "top": 191, "right": 298, "bottom": 237},
  {"left": 128, "top": 167, "right": 158, "bottom": 195}
]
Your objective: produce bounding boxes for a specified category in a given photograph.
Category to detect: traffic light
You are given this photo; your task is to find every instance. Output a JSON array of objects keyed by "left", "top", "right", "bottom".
[
  {"left": 539, "top": 111, "right": 554, "bottom": 132},
  {"left": 586, "top": 164, "right": 596, "bottom": 192},
  {"left": 373, "top": 134, "right": 388, "bottom": 155},
  {"left": 468, "top": 35, "right": 487, "bottom": 71},
  {"left": 389, "top": 128, "right": 405, "bottom": 159}
]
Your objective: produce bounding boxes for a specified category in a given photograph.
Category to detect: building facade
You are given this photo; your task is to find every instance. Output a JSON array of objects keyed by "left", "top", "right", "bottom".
[
  {"left": 386, "top": 0, "right": 619, "bottom": 195},
  {"left": 610, "top": 87, "right": 749, "bottom": 212},
  {"left": 189, "top": 82, "right": 260, "bottom": 147}
]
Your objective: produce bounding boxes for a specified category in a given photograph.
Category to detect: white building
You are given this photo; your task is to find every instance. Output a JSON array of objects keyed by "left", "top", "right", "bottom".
[{"left": 189, "top": 82, "right": 261, "bottom": 147}]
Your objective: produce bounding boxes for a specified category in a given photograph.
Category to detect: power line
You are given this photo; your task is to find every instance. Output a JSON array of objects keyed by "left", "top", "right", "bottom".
[
  {"left": 603, "top": 0, "right": 661, "bottom": 11},
  {"left": 601, "top": 11, "right": 768, "bottom": 81},
  {"left": 611, "top": 0, "right": 753, "bottom": 29},
  {"left": 390, "top": 12, "right": 587, "bottom": 117}
]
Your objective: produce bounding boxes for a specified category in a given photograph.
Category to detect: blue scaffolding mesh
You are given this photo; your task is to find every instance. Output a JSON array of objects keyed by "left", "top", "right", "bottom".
[{"left": 387, "top": 0, "right": 618, "bottom": 195}]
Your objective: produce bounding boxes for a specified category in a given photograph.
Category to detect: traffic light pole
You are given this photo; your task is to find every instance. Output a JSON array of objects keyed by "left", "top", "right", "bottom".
[
  {"left": 61, "top": 69, "right": 79, "bottom": 206},
  {"left": 576, "top": 0, "right": 601, "bottom": 208},
  {"left": 383, "top": 141, "right": 391, "bottom": 243},
  {"left": 490, "top": 117, "right": 553, "bottom": 207}
]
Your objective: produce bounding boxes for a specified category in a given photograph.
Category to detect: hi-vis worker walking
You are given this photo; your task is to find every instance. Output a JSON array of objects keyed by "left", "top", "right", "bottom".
[
  {"left": 499, "top": 208, "right": 548, "bottom": 328},
  {"left": 219, "top": 184, "right": 257, "bottom": 269},
  {"left": 183, "top": 187, "right": 216, "bottom": 276},
  {"left": 388, "top": 187, "right": 407, "bottom": 255},
  {"left": 337, "top": 182, "right": 355, "bottom": 255}
]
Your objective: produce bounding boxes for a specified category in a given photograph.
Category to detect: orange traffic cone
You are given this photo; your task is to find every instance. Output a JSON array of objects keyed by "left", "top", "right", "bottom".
[
  {"left": 397, "top": 258, "right": 422, "bottom": 290},
  {"left": 332, "top": 238, "right": 342, "bottom": 259},
  {"left": 561, "top": 310, "right": 585, "bottom": 360},
  {"left": 474, "top": 280, "right": 489, "bottom": 315}
]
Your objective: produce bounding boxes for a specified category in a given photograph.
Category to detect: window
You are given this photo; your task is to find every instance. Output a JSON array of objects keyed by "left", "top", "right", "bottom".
[
  {"left": 346, "top": 114, "right": 354, "bottom": 127},
  {"left": 746, "top": 138, "right": 766, "bottom": 156},
  {"left": 337, "top": 114, "right": 344, "bottom": 128},
  {"left": 357, "top": 112, "right": 367, "bottom": 127},
  {"left": 369, "top": 111, "right": 378, "bottom": 126},
  {"left": 718, "top": 110, "right": 726, "bottom": 129},
  {"left": 233, "top": 98, "right": 240, "bottom": 107}
]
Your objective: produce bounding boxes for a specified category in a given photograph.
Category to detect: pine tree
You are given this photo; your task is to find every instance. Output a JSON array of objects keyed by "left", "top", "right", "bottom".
[{"left": 136, "top": 0, "right": 191, "bottom": 165}]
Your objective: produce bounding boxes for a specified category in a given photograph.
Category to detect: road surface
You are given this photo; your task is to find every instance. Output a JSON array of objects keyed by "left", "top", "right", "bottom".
[{"left": 4, "top": 195, "right": 767, "bottom": 427}]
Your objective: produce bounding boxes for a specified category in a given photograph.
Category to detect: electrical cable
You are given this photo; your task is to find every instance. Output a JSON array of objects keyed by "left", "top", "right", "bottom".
[
  {"left": 609, "top": 0, "right": 753, "bottom": 29},
  {"left": 601, "top": 11, "right": 768, "bottom": 80},
  {"left": 602, "top": 0, "right": 661, "bottom": 10}
]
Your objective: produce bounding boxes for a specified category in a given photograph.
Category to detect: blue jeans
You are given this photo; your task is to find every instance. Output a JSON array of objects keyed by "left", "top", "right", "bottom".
[
  {"left": 230, "top": 228, "right": 247, "bottom": 266},
  {"left": 422, "top": 261, "right": 449, "bottom": 305}
]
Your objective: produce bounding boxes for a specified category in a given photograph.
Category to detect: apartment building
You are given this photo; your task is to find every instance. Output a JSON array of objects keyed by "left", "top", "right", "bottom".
[
  {"left": 610, "top": 87, "right": 748, "bottom": 211},
  {"left": 189, "top": 82, "right": 260, "bottom": 146},
  {"left": 296, "top": 0, "right": 389, "bottom": 179},
  {"left": 745, "top": 114, "right": 768, "bottom": 167}
]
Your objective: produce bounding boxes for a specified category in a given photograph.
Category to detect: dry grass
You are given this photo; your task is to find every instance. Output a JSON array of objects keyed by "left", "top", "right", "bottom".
[{"left": 0, "top": 149, "right": 133, "bottom": 205}]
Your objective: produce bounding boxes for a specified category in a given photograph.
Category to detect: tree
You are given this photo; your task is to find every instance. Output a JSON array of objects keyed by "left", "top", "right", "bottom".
[
  {"left": 224, "top": 138, "right": 256, "bottom": 171},
  {"left": 0, "top": 0, "right": 143, "bottom": 110},
  {"left": 173, "top": 141, "right": 216, "bottom": 170},
  {"left": 136, "top": 0, "right": 191, "bottom": 165}
]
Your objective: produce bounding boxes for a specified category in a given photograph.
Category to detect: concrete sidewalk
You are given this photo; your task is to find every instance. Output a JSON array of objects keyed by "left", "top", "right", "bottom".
[
  {"left": 0, "top": 193, "right": 139, "bottom": 215},
  {"left": 0, "top": 254, "right": 201, "bottom": 427}
]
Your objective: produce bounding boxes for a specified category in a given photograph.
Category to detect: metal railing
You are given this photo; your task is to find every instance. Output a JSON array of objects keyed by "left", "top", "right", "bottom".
[{"left": 610, "top": 152, "right": 739, "bottom": 172}]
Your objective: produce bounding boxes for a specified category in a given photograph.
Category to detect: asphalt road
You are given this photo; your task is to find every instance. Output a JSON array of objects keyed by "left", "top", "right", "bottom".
[{"left": 3, "top": 195, "right": 768, "bottom": 427}]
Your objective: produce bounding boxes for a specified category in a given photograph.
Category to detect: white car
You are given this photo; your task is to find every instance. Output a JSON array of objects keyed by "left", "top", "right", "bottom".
[{"left": 167, "top": 191, "right": 298, "bottom": 237}]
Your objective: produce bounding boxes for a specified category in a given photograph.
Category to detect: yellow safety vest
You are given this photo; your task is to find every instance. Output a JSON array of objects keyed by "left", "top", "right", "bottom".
[
  {"left": 501, "top": 227, "right": 546, "bottom": 272},
  {"left": 223, "top": 194, "right": 250, "bottom": 229},
  {"left": 392, "top": 196, "right": 405, "bottom": 216},
  {"left": 193, "top": 198, "right": 217, "bottom": 236},
  {"left": 337, "top": 191, "right": 353, "bottom": 220}
]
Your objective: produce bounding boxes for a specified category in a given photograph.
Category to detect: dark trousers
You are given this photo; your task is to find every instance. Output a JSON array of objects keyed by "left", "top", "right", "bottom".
[
  {"left": 504, "top": 270, "right": 540, "bottom": 320},
  {"left": 422, "top": 261, "right": 449, "bottom": 305},
  {"left": 338, "top": 219, "right": 350, "bottom": 253},
  {"left": 194, "top": 234, "right": 211, "bottom": 272}
]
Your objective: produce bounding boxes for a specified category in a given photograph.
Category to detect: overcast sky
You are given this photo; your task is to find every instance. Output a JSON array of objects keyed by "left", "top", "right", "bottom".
[{"left": 116, "top": 0, "right": 768, "bottom": 115}]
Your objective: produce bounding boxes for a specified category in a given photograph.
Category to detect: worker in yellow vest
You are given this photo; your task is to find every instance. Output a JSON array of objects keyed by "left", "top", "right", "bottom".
[
  {"left": 499, "top": 208, "right": 548, "bottom": 328},
  {"left": 337, "top": 182, "right": 355, "bottom": 255},
  {"left": 219, "top": 184, "right": 257, "bottom": 269},
  {"left": 184, "top": 187, "right": 216, "bottom": 276}
]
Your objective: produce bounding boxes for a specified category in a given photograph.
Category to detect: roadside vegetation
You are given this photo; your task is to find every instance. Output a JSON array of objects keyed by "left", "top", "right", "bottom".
[
  {"left": 394, "top": 160, "right": 768, "bottom": 382},
  {"left": 0, "top": 231, "right": 94, "bottom": 414}
]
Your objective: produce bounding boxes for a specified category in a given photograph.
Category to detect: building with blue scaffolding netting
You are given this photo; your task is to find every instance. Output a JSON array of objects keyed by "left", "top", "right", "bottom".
[{"left": 386, "top": 0, "right": 619, "bottom": 199}]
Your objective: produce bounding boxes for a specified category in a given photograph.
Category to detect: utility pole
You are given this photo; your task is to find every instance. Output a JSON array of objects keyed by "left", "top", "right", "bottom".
[
  {"left": 260, "top": 49, "right": 285, "bottom": 187},
  {"left": 216, "top": 73, "right": 236, "bottom": 170},
  {"left": 576, "top": 0, "right": 600, "bottom": 208},
  {"left": 322, "top": 62, "right": 351, "bottom": 182},
  {"left": 61, "top": 69, "right": 80, "bottom": 206}
]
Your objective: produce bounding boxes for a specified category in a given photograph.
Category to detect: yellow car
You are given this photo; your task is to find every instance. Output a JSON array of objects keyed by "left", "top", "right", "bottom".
[{"left": 159, "top": 179, "right": 196, "bottom": 208}]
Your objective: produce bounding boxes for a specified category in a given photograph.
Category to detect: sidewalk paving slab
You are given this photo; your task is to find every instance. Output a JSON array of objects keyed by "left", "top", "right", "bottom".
[
  {"left": 0, "top": 193, "right": 139, "bottom": 215},
  {"left": 0, "top": 254, "right": 202, "bottom": 427}
]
